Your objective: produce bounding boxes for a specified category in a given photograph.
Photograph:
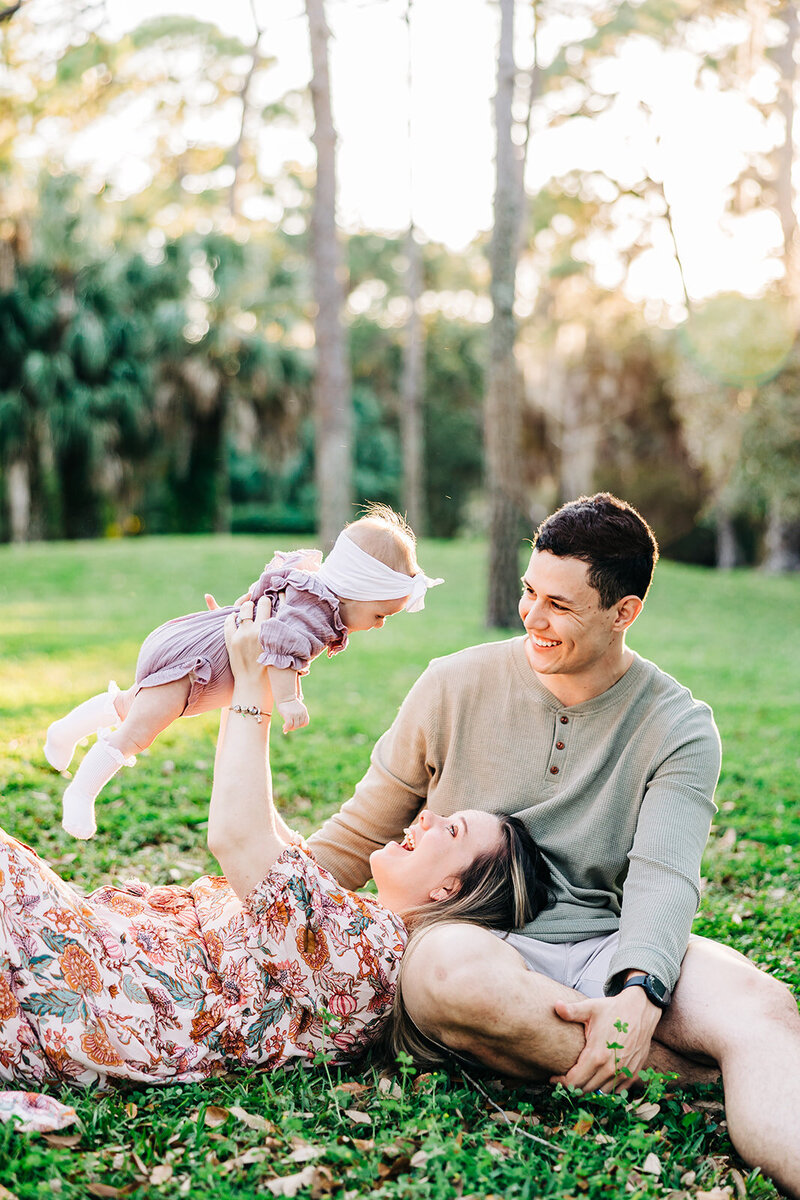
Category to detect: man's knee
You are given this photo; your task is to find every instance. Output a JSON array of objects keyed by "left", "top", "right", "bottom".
[
  {"left": 399, "top": 923, "right": 578, "bottom": 1081},
  {"left": 673, "top": 938, "right": 799, "bottom": 1047},
  {"left": 400, "top": 924, "right": 506, "bottom": 1048}
]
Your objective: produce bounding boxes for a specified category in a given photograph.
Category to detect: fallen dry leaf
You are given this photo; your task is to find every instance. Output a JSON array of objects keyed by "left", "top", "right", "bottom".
[
  {"left": 680, "top": 1171, "right": 697, "bottom": 1186},
  {"left": 486, "top": 1140, "right": 513, "bottom": 1159},
  {"left": 124, "top": 1103, "right": 137, "bottom": 1118},
  {"left": 344, "top": 1108, "right": 371, "bottom": 1125},
  {"left": 695, "top": 1190, "right": 732, "bottom": 1200},
  {"left": 729, "top": 1168, "right": 747, "bottom": 1200},
  {"left": 288, "top": 1140, "right": 324, "bottom": 1163},
  {"left": 412, "top": 1073, "right": 437, "bottom": 1092},
  {"left": 228, "top": 1105, "right": 271, "bottom": 1132},
  {"left": 572, "top": 1116, "right": 593, "bottom": 1136},
  {"left": 351, "top": 1137, "right": 375, "bottom": 1151},
  {"left": 0, "top": 1187, "right": 21, "bottom": 1200},
  {"left": 265, "top": 1166, "right": 317, "bottom": 1197},
  {"left": 410, "top": 1150, "right": 429, "bottom": 1168},
  {"left": 336, "top": 1081, "right": 368, "bottom": 1097},
  {"left": 308, "top": 1165, "right": 335, "bottom": 1198},
  {"left": 377, "top": 1156, "right": 411, "bottom": 1181},
  {"left": 150, "top": 1164, "right": 173, "bottom": 1185},
  {"left": 204, "top": 1105, "right": 230, "bottom": 1128},
  {"left": 87, "top": 1186, "right": 124, "bottom": 1199},
  {"left": 42, "top": 1133, "right": 82, "bottom": 1148},
  {"left": 377, "top": 1076, "right": 402, "bottom": 1100},
  {"left": 633, "top": 1102, "right": 661, "bottom": 1121},
  {"left": 642, "top": 1152, "right": 662, "bottom": 1176},
  {"left": 219, "top": 1147, "right": 271, "bottom": 1175}
]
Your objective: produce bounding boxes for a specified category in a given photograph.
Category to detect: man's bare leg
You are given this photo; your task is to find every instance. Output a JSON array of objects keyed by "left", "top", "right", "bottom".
[
  {"left": 401, "top": 924, "right": 718, "bottom": 1084},
  {"left": 656, "top": 936, "right": 800, "bottom": 1198}
]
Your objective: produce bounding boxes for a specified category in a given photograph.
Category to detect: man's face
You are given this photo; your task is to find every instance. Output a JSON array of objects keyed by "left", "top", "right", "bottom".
[{"left": 518, "top": 550, "right": 621, "bottom": 678}]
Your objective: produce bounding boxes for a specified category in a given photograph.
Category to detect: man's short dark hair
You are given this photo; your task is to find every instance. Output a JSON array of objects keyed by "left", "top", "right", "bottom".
[{"left": 533, "top": 493, "right": 659, "bottom": 608}]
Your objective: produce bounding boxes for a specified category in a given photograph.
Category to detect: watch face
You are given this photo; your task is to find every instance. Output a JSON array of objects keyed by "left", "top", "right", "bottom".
[{"left": 645, "top": 975, "right": 670, "bottom": 1006}]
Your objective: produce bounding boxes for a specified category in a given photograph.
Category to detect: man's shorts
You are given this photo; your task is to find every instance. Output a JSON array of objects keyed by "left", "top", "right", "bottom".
[{"left": 493, "top": 929, "right": 620, "bottom": 998}]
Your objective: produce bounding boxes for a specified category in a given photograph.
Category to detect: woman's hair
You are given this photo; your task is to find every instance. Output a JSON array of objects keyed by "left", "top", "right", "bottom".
[{"left": 368, "top": 815, "right": 554, "bottom": 1071}]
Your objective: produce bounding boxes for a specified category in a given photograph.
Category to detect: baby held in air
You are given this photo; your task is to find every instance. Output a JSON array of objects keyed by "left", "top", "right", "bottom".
[{"left": 45, "top": 505, "right": 442, "bottom": 840}]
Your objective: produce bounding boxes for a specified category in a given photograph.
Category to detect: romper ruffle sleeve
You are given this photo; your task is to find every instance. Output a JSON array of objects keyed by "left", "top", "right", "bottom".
[{"left": 249, "top": 551, "right": 349, "bottom": 674}]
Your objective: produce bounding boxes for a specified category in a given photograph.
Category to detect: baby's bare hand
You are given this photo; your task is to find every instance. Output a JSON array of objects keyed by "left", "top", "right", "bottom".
[
  {"left": 206, "top": 590, "right": 254, "bottom": 611},
  {"left": 277, "top": 698, "right": 310, "bottom": 733}
]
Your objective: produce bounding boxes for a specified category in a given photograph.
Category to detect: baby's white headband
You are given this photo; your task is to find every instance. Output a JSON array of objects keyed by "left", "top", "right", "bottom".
[{"left": 316, "top": 531, "right": 443, "bottom": 613}]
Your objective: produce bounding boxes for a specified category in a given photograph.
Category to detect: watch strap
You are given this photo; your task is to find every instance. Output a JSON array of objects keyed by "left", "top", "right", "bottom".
[{"left": 621, "top": 973, "right": 671, "bottom": 1009}]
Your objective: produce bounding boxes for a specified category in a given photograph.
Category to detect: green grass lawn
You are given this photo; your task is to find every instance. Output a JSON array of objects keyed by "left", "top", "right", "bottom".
[{"left": 0, "top": 535, "right": 798, "bottom": 1199}]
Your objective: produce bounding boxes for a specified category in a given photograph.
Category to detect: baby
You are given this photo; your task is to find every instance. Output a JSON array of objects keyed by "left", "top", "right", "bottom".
[{"left": 45, "top": 505, "right": 442, "bottom": 840}]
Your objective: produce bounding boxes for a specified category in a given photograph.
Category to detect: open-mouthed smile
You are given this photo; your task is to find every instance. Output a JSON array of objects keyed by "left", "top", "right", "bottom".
[{"left": 399, "top": 826, "right": 417, "bottom": 851}]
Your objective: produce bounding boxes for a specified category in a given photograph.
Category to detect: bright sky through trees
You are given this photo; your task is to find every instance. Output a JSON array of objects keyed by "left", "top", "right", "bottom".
[{"left": 90, "top": 0, "right": 784, "bottom": 315}]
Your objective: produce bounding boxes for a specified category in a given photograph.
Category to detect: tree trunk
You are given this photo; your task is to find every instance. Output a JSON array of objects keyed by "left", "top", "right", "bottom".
[
  {"left": 762, "top": 500, "right": 800, "bottom": 571},
  {"left": 559, "top": 374, "right": 599, "bottom": 501},
  {"left": 715, "top": 509, "right": 740, "bottom": 569},
  {"left": 401, "top": 1, "right": 425, "bottom": 533},
  {"left": 229, "top": 0, "right": 263, "bottom": 220},
  {"left": 763, "top": 1, "right": 799, "bottom": 568},
  {"left": 401, "top": 224, "right": 424, "bottom": 531},
  {"left": 485, "top": 0, "right": 526, "bottom": 627},
  {"left": 774, "top": 1, "right": 800, "bottom": 304},
  {"left": 305, "top": 0, "right": 353, "bottom": 549},
  {"left": 7, "top": 459, "right": 30, "bottom": 543}
]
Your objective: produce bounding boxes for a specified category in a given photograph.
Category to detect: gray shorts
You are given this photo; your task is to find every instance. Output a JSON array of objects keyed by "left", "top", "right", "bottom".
[{"left": 494, "top": 929, "right": 620, "bottom": 999}]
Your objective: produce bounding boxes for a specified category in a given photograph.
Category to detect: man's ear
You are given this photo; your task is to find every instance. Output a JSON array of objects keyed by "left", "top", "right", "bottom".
[
  {"left": 612, "top": 595, "right": 643, "bottom": 632},
  {"left": 429, "top": 876, "right": 460, "bottom": 903}
]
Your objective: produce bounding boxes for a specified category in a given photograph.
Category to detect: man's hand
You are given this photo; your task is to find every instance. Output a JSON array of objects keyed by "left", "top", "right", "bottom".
[
  {"left": 277, "top": 697, "right": 310, "bottom": 733},
  {"left": 550, "top": 986, "right": 662, "bottom": 1094}
]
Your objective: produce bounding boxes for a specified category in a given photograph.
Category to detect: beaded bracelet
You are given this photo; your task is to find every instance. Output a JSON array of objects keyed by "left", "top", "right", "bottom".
[{"left": 230, "top": 703, "right": 271, "bottom": 723}]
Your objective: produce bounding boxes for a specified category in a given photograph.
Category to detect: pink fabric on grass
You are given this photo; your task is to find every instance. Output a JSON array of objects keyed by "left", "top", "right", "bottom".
[{"left": 0, "top": 1090, "right": 78, "bottom": 1133}]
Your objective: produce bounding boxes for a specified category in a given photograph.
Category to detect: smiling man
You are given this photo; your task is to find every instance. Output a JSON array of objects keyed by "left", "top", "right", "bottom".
[{"left": 309, "top": 493, "right": 800, "bottom": 1197}]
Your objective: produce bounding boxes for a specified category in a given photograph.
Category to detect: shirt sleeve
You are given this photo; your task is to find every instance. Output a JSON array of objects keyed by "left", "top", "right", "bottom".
[
  {"left": 255, "top": 587, "right": 339, "bottom": 673},
  {"left": 605, "top": 703, "right": 721, "bottom": 994},
  {"left": 307, "top": 665, "right": 443, "bottom": 888}
]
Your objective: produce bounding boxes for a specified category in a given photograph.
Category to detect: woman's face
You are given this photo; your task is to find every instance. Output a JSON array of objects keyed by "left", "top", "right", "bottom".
[{"left": 370, "top": 808, "right": 503, "bottom": 913}]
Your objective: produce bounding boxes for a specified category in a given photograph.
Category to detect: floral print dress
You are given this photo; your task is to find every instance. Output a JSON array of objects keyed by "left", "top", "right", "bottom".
[{"left": 0, "top": 827, "right": 406, "bottom": 1088}]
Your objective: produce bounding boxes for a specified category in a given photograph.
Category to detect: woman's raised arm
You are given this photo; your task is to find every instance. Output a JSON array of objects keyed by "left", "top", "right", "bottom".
[{"left": 207, "top": 596, "right": 294, "bottom": 899}]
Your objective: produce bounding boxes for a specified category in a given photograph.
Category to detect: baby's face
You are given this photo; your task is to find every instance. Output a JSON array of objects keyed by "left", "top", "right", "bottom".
[{"left": 337, "top": 595, "right": 409, "bottom": 632}]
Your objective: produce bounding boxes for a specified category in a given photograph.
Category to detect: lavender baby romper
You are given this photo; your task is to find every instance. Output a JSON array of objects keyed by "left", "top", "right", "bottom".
[{"left": 133, "top": 550, "right": 349, "bottom": 715}]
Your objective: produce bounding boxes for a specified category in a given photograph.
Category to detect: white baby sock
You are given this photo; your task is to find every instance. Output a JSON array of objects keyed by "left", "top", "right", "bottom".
[
  {"left": 61, "top": 730, "right": 136, "bottom": 840},
  {"left": 45, "top": 682, "right": 121, "bottom": 772}
]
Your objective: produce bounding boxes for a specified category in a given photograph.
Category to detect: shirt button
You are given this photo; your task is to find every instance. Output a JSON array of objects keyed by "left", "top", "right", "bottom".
[
  {"left": 560, "top": 715, "right": 569, "bottom": 724},
  {"left": 556, "top": 741, "right": 565, "bottom": 750},
  {"left": 550, "top": 765, "right": 559, "bottom": 775}
]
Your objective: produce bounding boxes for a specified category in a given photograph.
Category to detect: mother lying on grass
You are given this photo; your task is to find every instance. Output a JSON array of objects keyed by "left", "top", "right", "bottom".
[{"left": 0, "top": 596, "right": 553, "bottom": 1088}]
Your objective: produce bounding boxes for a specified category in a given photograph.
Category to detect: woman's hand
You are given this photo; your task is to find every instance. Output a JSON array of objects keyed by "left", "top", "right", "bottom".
[{"left": 224, "top": 596, "right": 273, "bottom": 705}]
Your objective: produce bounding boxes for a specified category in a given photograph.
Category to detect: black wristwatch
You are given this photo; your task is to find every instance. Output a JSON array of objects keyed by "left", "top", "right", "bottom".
[{"left": 621, "top": 973, "right": 671, "bottom": 1010}]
